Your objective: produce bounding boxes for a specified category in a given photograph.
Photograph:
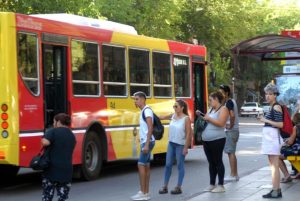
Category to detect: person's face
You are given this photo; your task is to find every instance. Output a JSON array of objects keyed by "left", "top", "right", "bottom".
[
  {"left": 173, "top": 102, "right": 183, "bottom": 113},
  {"left": 265, "top": 91, "right": 276, "bottom": 103},
  {"left": 209, "top": 96, "right": 218, "bottom": 108},
  {"left": 134, "top": 96, "right": 145, "bottom": 108}
]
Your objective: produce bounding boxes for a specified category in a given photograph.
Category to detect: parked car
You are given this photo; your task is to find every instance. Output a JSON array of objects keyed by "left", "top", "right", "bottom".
[
  {"left": 240, "top": 102, "right": 263, "bottom": 117},
  {"left": 262, "top": 102, "right": 270, "bottom": 115}
]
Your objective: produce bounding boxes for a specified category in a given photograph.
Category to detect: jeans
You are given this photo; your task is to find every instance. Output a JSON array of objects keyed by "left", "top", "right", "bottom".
[{"left": 164, "top": 142, "right": 186, "bottom": 186}]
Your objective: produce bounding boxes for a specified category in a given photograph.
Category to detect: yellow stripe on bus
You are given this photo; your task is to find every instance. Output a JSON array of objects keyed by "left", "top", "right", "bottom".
[{"left": 0, "top": 12, "right": 19, "bottom": 165}]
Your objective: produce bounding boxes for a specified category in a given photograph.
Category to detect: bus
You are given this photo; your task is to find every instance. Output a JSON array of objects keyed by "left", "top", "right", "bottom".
[{"left": 0, "top": 12, "right": 208, "bottom": 180}]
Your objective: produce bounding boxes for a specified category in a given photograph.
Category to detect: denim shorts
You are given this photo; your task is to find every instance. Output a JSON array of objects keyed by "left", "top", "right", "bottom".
[
  {"left": 224, "top": 130, "right": 239, "bottom": 153},
  {"left": 138, "top": 141, "right": 155, "bottom": 166}
]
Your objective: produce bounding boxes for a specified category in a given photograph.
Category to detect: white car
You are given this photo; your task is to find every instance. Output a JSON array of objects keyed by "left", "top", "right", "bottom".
[
  {"left": 240, "top": 102, "right": 263, "bottom": 117},
  {"left": 262, "top": 102, "right": 270, "bottom": 115}
]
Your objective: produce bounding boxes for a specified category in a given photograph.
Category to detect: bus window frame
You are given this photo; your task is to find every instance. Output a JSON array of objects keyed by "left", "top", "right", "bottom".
[
  {"left": 173, "top": 54, "right": 191, "bottom": 98},
  {"left": 71, "top": 39, "right": 101, "bottom": 98},
  {"left": 128, "top": 47, "right": 151, "bottom": 98},
  {"left": 152, "top": 50, "right": 172, "bottom": 99},
  {"left": 17, "top": 31, "right": 41, "bottom": 97},
  {"left": 102, "top": 43, "right": 128, "bottom": 98}
]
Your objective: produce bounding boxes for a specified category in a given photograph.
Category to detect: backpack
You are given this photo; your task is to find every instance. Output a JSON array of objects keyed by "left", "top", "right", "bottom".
[
  {"left": 142, "top": 107, "right": 164, "bottom": 140},
  {"left": 272, "top": 103, "right": 293, "bottom": 138}
]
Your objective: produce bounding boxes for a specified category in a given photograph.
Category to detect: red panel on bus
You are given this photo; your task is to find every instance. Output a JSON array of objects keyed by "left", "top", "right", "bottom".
[
  {"left": 167, "top": 41, "right": 206, "bottom": 56},
  {"left": 16, "top": 14, "right": 113, "bottom": 42}
]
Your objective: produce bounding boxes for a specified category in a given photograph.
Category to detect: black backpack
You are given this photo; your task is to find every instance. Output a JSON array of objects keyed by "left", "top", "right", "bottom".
[{"left": 142, "top": 107, "right": 164, "bottom": 140}]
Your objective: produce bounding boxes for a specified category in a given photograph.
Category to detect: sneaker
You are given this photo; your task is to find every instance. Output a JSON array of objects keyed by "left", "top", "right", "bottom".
[
  {"left": 224, "top": 175, "right": 239, "bottom": 182},
  {"left": 262, "top": 189, "right": 282, "bottom": 198},
  {"left": 211, "top": 185, "right": 225, "bottom": 193},
  {"left": 203, "top": 185, "right": 215, "bottom": 192},
  {"left": 170, "top": 186, "right": 182, "bottom": 194},
  {"left": 131, "top": 191, "right": 149, "bottom": 200}
]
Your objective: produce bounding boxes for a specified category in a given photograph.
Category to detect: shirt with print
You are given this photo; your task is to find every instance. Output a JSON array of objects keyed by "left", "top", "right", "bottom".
[
  {"left": 140, "top": 106, "right": 155, "bottom": 144},
  {"left": 43, "top": 127, "right": 76, "bottom": 183}
]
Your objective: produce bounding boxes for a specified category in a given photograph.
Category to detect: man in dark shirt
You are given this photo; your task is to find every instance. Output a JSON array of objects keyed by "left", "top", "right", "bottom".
[
  {"left": 41, "top": 113, "right": 76, "bottom": 201},
  {"left": 219, "top": 85, "right": 240, "bottom": 182}
]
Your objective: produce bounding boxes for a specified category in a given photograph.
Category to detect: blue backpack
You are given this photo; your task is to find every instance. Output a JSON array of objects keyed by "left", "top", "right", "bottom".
[{"left": 142, "top": 108, "right": 164, "bottom": 140}]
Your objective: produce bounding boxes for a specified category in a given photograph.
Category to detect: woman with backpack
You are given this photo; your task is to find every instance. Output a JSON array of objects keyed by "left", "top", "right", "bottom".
[
  {"left": 257, "top": 83, "right": 283, "bottom": 199},
  {"left": 158, "top": 99, "right": 192, "bottom": 195}
]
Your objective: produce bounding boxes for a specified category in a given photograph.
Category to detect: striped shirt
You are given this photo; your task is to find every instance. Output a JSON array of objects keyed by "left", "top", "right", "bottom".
[{"left": 264, "top": 105, "right": 283, "bottom": 127}]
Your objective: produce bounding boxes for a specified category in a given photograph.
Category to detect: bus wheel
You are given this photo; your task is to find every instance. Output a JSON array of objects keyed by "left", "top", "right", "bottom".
[
  {"left": 0, "top": 165, "right": 19, "bottom": 179},
  {"left": 81, "top": 131, "right": 102, "bottom": 180},
  {"left": 153, "top": 153, "right": 166, "bottom": 165}
]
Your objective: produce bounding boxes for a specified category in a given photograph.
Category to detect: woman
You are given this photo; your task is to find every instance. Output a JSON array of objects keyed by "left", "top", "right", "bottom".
[
  {"left": 201, "top": 91, "right": 229, "bottom": 193},
  {"left": 158, "top": 99, "right": 192, "bottom": 195},
  {"left": 41, "top": 113, "right": 76, "bottom": 201},
  {"left": 279, "top": 112, "right": 300, "bottom": 181},
  {"left": 257, "top": 83, "right": 283, "bottom": 199}
]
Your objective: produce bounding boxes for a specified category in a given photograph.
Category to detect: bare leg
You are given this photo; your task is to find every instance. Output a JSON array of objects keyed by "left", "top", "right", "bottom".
[
  {"left": 269, "top": 155, "right": 280, "bottom": 190},
  {"left": 279, "top": 157, "right": 290, "bottom": 178},
  {"left": 228, "top": 153, "right": 238, "bottom": 176},
  {"left": 138, "top": 164, "right": 147, "bottom": 193},
  {"left": 145, "top": 165, "right": 151, "bottom": 194}
]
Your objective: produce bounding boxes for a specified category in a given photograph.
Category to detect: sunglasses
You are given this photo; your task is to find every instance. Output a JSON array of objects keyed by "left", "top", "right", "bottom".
[{"left": 173, "top": 105, "right": 178, "bottom": 108}]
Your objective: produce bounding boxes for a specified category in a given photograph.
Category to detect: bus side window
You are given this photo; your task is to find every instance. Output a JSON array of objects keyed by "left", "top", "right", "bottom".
[{"left": 17, "top": 32, "right": 39, "bottom": 95}]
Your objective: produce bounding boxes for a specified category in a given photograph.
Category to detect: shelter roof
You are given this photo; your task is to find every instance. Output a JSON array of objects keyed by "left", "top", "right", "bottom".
[{"left": 231, "top": 34, "right": 300, "bottom": 61}]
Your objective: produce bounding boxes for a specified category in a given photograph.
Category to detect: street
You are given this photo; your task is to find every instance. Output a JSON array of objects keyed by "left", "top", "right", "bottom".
[{"left": 0, "top": 117, "right": 268, "bottom": 201}]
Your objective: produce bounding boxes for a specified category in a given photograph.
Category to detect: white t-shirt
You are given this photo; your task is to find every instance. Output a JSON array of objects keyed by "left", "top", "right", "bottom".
[{"left": 139, "top": 106, "right": 155, "bottom": 144}]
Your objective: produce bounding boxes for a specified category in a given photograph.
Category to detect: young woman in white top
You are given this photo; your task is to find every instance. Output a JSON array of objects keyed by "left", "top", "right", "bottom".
[
  {"left": 158, "top": 99, "right": 192, "bottom": 195},
  {"left": 201, "top": 91, "right": 229, "bottom": 193}
]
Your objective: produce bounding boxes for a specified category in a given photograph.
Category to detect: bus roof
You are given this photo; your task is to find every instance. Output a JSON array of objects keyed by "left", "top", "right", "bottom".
[{"left": 31, "top": 13, "right": 138, "bottom": 35}]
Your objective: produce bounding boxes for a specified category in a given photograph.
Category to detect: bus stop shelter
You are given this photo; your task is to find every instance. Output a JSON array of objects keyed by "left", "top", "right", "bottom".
[
  {"left": 231, "top": 34, "right": 300, "bottom": 172},
  {"left": 231, "top": 34, "right": 300, "bottom": 61}
]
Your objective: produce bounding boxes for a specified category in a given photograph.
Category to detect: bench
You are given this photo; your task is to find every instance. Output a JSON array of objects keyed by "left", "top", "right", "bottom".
[{"left": 287, "top": 156, "right": 300, "bottom": 172}]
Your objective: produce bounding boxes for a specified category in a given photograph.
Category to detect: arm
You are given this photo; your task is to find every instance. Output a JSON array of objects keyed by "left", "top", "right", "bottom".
[
  {"left": 204, "top": 106, "right": 229, "bottom": 127},
  {"left": 143, "top": 116, "right": 153, "bottom": 154},
  {"left": 287, "top": 126, "right": 297, "bottom": 145},
  {"left": 41, "top": 138, "right": 51, "bottom": 147},
  {"left": 159, "top": 113, "right": 173, "bottom": 120},
  {"left": 258, "top": 105, "right": 283, "bottom": 128},
  {"left": 183, "top": 117, "right": 192, "bottom": 155},
  {"left": 227, "top": 110, "right": 235, "bottom": 129}
]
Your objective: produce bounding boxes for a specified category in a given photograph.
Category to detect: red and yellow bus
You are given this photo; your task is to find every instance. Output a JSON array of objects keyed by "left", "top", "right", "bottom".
[{"left": 0, "top": 12, "right": 208, "bottom": 180}]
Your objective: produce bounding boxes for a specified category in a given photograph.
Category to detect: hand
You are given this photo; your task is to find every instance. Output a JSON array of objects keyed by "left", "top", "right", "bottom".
[
  {"left": 183, "top": 147, "right": 188, "bottom": 156},
  {"left": 142, "top": 144, "right": 149, "bottom": 154},
  {"left": 257, "top": 114, "right": 265, "bottom": 122}
]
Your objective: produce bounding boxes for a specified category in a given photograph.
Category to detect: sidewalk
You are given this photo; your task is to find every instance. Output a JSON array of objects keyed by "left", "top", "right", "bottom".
[{"left": 188, "top": 166, "right": 300, "bottom": 201}]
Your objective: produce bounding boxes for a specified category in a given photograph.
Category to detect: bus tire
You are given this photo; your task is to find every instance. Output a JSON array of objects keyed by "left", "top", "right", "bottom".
[
  {"left": 153, "top": 153, "right": 166, "bottom": 165},
  {"left": 81, "top": 131, "right": 102, "bottom": 180},
  {"left": 0, "top": 165, "right": 19, "bottom": 179}
]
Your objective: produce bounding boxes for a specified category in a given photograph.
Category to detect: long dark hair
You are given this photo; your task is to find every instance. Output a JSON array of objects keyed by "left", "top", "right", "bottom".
[
  {"left": 176, "top": 99, "right": 188, "bottom": 115},
  {"left": 54, "top": 113, "right": 71, "bottom": 126}
]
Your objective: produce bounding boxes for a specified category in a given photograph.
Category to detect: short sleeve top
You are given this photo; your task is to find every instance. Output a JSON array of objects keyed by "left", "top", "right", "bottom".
[{"left": 43, "top": 127, "right": 76, "bottom": 183}]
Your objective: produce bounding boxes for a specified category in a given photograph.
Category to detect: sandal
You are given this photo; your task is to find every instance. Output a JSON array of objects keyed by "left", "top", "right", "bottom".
[
  {"left": 171, "top": 186, "right": 182, "bottom": 194},
  {"left": 280, "top": 176, "right": 293, "bottom": 183},
  {"left": 159, "top": 186, "right": 168, "bottom": 194}
]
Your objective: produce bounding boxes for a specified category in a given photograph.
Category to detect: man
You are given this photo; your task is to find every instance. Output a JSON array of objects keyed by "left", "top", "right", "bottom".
[
  {"left": 131, "top": 91, "right": 155, "bottom": 201},
  {"left": 219, "top": 85, "right": 240, "bottom": 182}
]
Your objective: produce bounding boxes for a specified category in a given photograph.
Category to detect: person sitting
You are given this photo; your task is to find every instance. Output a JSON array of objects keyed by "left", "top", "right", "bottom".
[{"left": 279, "top": 112, "right": 300, "bottom": 182}]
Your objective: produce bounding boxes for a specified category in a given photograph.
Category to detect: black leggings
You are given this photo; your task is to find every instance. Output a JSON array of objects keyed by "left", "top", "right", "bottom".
[{"left": 203, "top": 138, "right": 226, "bottom": 185}]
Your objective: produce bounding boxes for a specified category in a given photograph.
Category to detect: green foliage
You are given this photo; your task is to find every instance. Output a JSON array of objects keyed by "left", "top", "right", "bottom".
[{"left": 2, "top": 0, "right": 300, "bottom": 101}]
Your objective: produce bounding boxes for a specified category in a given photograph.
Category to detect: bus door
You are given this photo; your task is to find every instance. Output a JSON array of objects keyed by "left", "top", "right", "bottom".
[
  {"left": 193, "top": 62, "right": 206, "bottom": 114},
  {"left": 42, "top": 44, "right": 68, "bottom": 128}
]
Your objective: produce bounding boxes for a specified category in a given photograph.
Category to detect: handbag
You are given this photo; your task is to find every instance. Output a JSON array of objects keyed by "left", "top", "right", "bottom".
[
  {"left": 194, "top": 117, "right": 207, "bottom": 145},
  {"left": 30, "top": 147, "right": 50, "bottom": 170}
]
